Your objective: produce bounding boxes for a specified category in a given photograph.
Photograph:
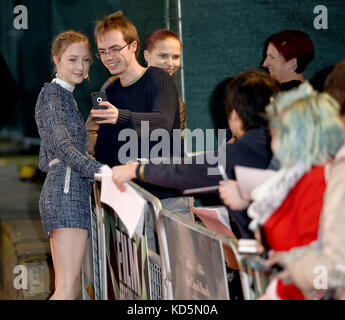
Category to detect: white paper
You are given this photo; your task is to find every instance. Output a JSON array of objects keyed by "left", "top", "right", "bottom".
[
  {"left": 237, "top": 239, "right": 258, "bottom": 254},
  {"left": 234, "top": 166, "right": 277, "bottom": 200},
  {"left": 100, "top": 176, "right": 146, "bottom": 238},
  {"left": 191, "top": 206, "right": 233, "bottom": 232},
  {"left": 134, "top": 205, "right": 145, "bottom": 239},
  {"left": 215, "top": 207, "right": 231, "bottom": 230}
]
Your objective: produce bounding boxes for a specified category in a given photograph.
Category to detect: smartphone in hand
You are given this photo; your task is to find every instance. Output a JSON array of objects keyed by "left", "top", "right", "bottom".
[{"left": 91, "top": 91, "right": 107, "bottom": 121}]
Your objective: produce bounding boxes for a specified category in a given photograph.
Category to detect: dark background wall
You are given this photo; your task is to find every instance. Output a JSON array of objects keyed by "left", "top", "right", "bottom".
[
  {"left": 181, "top": 0, "right": 344, "bottom": 149},
  {"left": 0, "top": 0, "right": 167, "bottom": 139},
  {"left": 1, "top": 0, "right": 344, "bottom": 151}
]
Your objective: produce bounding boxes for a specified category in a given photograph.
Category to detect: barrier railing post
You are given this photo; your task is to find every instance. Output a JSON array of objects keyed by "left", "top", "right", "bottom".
[{"left": 81, "top": 182, "right": 107, "bottom": 300}]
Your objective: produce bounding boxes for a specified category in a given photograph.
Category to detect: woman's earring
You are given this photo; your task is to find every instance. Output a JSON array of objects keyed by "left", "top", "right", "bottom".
[
  {"left": 84, "top": 73, "right": 89, "bottom": 80},
  {"left": 56, "top": 72, "right": 60, "bottom": 78}
]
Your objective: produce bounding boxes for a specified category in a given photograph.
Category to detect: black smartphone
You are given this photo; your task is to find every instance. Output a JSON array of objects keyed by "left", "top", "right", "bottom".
[{"left": 91, "top": 91, "right": 107, "bottom": 121}]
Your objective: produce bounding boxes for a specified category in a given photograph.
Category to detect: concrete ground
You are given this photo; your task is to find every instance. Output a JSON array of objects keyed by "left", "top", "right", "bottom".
[
  {"left": 0, "top": 161, "right": 41, "bottom": 221},
  {"left": 0, "top": 155, "right": 53, "bottom": 300}
]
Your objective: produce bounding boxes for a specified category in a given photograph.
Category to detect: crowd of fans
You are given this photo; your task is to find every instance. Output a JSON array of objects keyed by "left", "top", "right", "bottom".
[{"left": 109, "top": 29, "right": 345, "bottom": 300}]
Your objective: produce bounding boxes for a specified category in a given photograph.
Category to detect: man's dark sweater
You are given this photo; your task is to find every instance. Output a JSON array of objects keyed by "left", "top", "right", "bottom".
[
  {"left": 137, "top": 127, "right": 273, "bottom": 238},
  {"left": 95, "top": 66, "right": 182, "bottom": 199}
]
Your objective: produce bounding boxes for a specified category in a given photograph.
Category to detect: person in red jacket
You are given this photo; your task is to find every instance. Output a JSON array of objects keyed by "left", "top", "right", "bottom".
[
  {"left": 253, "top": 61, "right": 345, "bottom": 300},
  {"left": 246, "top": 82, "right": 345, "bottom": 300}
]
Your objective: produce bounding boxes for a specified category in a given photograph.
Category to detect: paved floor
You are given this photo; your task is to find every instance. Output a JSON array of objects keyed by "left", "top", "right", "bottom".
[
  {"left": 0, "top": 158, "right": 52, "bottom": 299},
  {"left": 0, "top": 162, "right": 41, "bottom": 221}
]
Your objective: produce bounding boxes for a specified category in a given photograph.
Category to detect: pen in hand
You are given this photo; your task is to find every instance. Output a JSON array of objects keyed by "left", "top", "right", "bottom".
[
  {"left": 182, "top": 165, "right": 229, "bottom": 195},
  {"left": 218, "top": 165, "right": 229, "bottom": 183}
]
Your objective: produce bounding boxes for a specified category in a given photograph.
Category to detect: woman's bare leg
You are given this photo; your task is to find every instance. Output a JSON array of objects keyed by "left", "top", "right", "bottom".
[{"left": 49, "top": 228, "right": 88, "bottom": 300}]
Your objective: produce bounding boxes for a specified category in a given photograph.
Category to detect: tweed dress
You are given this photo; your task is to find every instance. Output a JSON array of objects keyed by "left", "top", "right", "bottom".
[{"left": 35, "top": 79, "right": 103, "bottom": 238}]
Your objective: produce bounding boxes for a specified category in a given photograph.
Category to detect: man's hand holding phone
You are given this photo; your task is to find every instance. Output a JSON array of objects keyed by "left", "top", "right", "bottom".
[{"left": 91, "top": 91, "right": 119, "bottom": 124}]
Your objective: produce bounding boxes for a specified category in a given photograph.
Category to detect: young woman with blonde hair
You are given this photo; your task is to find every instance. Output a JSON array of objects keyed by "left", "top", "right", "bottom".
[{"left": 35, "top": 30, "right": 108, "bottom": 300}]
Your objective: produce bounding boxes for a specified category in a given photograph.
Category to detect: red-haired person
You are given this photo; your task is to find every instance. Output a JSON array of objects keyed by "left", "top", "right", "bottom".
[
  {"left": 262, "top": 30, "right": 314, "bottom": 90},
  {"left": 144, "top": 29, "right": 186, "bottom": 135}
]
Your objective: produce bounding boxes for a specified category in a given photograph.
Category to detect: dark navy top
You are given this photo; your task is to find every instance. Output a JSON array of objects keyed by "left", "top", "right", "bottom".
[{"left": 95, "top": 66, "right": 182, "bottom": 199}]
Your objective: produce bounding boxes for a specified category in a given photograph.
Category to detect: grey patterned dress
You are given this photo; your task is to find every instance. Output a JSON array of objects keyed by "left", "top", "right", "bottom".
[{"left": 35, "top": 80, "right": 103, "bottom": 238}]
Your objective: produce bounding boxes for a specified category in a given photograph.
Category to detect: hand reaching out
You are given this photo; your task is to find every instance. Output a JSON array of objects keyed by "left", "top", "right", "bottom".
[
  {"left": 112, "top": 163, "right": 139, "bottom": 192},
  {"left": 218, "top": 180, "right": 250, "bottom": 211}
]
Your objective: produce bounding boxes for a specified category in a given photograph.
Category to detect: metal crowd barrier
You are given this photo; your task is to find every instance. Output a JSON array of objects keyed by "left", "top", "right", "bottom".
[
  {"left": 82, "top": 183, "right": 107, "bottom": 300},
  {"left": 158, "top": 208, "right": 234, "bottom": 299},
  {"left": 157, "top": 208, "right": 270, "bottom": 300},
  {"left": 82, "top": 181, "right": 163, "bottom": 300},
  {"left": 82, "top": 183, "right": 270, "bottom": 300},
  {"left": 236, "top": 250, "right": 271, "bottom": 299}
]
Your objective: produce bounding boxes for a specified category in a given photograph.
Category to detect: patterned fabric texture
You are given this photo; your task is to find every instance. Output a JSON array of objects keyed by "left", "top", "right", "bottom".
[{"left": 35, "top": 82, "right": 103, "bottom": 238}]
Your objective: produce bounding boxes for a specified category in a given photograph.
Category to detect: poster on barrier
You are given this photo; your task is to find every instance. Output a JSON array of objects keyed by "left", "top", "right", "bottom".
[
  {"left": 190, "top": 206, "right": 238, "bottom": 270},
  {"left": 81, "top": 231, "right": 97, "bottom": 300},
  {"left": 81, "top": 189, "right": 103, "bottom": 300},
  {"left": 164, "top": 215, "right": 229, "bottom": 300},
  {"left": 83, "top": 183, "right": 162, "bottom": 300},
  {"left": 101, "top": 205, "right": 149, "bottom": 300}
]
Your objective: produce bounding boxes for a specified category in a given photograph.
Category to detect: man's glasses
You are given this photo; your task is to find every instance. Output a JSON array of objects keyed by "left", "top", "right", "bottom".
[{"left": 95, "top": 43, "right": 129, "bottom": 59}]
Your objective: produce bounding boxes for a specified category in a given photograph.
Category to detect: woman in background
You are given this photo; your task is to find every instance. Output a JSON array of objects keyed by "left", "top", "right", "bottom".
[
  {"left": 35, "top": 30, "right": 108, "bottom": 299},
  {"left": 262, "top": 30, "right": 314, "bottom": 90},
  {"left": 144, "top": 29, "right": 186, "bottom": 137}
]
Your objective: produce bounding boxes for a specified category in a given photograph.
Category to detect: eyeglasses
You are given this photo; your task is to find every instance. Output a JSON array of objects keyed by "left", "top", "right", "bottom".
[{"left": 95, "top": 43, "right": 129, "bottom": 59}]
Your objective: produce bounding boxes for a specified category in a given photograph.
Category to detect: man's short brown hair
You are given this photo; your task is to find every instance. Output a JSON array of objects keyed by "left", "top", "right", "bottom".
[{"left": 94, "top": 10, "right": 140, "bottom": 59}]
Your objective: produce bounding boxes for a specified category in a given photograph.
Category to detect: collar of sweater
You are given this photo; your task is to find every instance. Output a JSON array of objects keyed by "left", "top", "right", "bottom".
[{"left": 120, "top": 68, "right": 147, "bottom": 87}]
